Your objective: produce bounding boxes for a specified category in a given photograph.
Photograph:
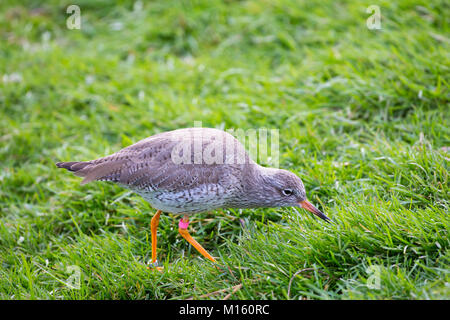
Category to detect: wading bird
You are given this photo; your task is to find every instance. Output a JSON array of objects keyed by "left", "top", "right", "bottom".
[{"left": 56, "top": 128, "right": 329, "bottom": 268}]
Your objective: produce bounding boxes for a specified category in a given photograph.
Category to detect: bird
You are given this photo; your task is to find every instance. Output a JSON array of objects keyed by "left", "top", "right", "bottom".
[{"left": 56, "top": 127, "right": 330, "bottom": 268}]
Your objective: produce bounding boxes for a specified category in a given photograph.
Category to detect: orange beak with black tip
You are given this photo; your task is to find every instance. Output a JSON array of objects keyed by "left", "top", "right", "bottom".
[{"left": 299, "top": 200, "right": 330, "bottom": 222}]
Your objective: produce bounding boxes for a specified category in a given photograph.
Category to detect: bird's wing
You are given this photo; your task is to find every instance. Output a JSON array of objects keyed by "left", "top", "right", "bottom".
[{"left": 73, "top": 128, "right": 250, "bottom": 190}]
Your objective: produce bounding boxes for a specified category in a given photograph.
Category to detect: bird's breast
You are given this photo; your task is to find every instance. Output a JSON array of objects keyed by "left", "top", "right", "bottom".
[{"left": 134, "top": 183, "right": 234, "bottom": 214}]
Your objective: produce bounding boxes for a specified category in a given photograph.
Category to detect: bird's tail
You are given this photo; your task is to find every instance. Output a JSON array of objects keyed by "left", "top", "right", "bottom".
[
  {"left": 55, "top": 161, "right": 93, "bottom": 183},
  {"left": 56, "top": 161, "right": 91, "bottom": 173},
  {"left": 55, "top": 159, "right": 126, "bottom": 185}
]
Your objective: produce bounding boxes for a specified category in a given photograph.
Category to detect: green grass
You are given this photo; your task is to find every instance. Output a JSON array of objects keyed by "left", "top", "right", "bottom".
[{"left": 0, "top": 0, "right": 449, "bottom": 299}]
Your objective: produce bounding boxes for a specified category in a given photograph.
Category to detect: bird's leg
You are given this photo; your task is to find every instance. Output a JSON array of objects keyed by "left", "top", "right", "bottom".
[
  {"left": 147, "top": 210, "right": 163, "bottom": 271},
  {"left": 151, "top": 210, "right": 162, "bottom": 263},
  {"left": 178, "top": 215, "right": 216, "bottom": 263}
]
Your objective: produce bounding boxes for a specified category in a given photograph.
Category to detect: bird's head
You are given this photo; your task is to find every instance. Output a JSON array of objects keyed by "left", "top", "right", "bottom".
[{"left": 258, "top": 167, "right": 330, "bottom": 222}]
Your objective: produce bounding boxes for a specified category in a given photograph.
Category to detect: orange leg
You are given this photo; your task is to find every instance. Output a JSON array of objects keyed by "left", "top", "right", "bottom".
[
  {"left": 148, "top": 210, "right": 163, "bottom": 271},
  {"left": 178, "top": 215, "right": 216, "bottom": 263}
]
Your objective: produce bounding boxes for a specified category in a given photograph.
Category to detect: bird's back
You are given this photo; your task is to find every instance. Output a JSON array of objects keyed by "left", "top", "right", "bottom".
[{"left": 56, "top": 128, "right": 255, "bottom": 213}]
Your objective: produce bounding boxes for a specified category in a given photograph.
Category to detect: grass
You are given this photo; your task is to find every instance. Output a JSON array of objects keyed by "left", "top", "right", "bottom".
[{"left": 0, "top": 0, "right": 449, "bottom": 299}]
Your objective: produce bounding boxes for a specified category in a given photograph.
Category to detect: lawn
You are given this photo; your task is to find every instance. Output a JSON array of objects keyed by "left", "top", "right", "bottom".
[{"left": 0, "top": 0, "right": 448, "bottom": 299}]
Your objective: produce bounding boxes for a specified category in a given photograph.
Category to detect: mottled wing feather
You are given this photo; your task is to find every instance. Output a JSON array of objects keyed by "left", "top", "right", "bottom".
[
  {"left": 117, "top": 145, "right": 229, "bottom": 192},
  {"left": 79, "top": 128, "right": 250, "bottom": 191}
]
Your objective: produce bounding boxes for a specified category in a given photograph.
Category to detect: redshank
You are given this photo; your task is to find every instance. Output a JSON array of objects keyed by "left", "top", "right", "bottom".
[{"left": 56, "top": 128, "right": 329, "bottom": 267}]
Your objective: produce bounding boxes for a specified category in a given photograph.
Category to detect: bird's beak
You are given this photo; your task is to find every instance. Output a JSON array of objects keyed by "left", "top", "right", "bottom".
[{"left": 299, "top": 200, "right": 330, "bottom": 222}]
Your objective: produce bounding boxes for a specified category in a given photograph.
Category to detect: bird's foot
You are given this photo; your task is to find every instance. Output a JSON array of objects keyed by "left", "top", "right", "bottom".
[{"left": 146, "top": 260, "right": 163, "bottom": 272}]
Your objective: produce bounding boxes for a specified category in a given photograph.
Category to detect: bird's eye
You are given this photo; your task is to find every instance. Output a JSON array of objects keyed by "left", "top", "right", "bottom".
[{"left": 282, "top": 189, "right": 293, "bottom": 196}]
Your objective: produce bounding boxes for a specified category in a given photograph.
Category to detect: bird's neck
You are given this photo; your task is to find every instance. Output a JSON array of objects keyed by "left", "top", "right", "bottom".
[{"left": 228, "top": 164, "right": 280, "bottom": 208}]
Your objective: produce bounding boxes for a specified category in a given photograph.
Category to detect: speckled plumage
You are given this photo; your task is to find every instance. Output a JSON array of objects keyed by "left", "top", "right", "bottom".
[{"left": 56, "top": 127, "right": 328, "bottom": 220}]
